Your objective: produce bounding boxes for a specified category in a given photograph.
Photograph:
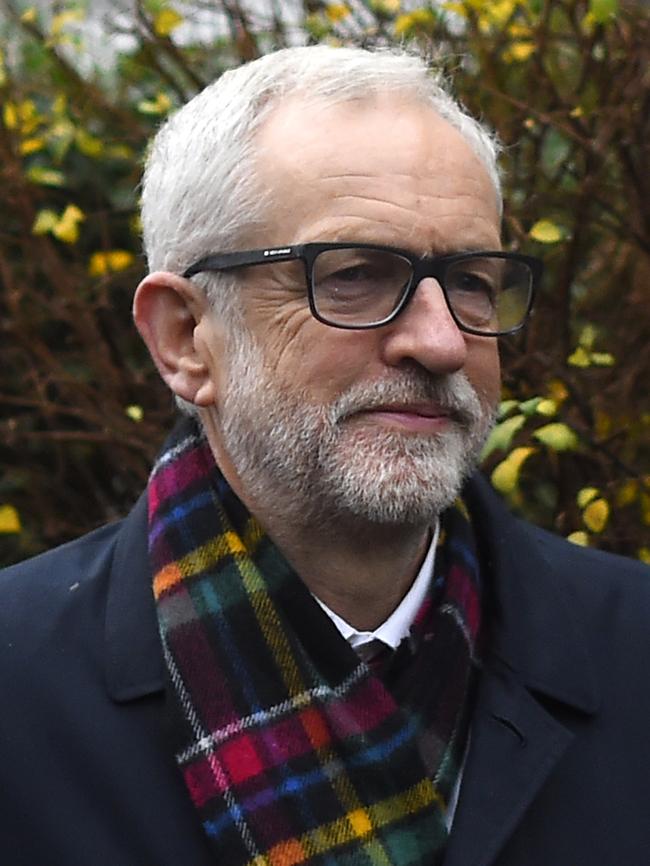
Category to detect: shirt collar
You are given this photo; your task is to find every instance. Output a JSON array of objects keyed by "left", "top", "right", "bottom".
[{"left": 314, "top": 521, "right": 439, "bottom": 651}]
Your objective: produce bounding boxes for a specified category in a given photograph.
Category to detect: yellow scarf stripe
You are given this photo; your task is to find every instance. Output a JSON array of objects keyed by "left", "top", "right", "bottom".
[
  {"left": 235, "top": 551, "right": 307, "bottom": 698},
  {"left": 246, "top": 778, "right": 438, "bottom": 866},
  {"left": 153, "top": 530, "right": 241, "bottom": 598}
]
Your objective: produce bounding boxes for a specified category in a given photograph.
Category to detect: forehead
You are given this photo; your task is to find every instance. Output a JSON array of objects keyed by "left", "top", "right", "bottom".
[{"left": 253, "top": 93, "right": 501, "bottom": 252}]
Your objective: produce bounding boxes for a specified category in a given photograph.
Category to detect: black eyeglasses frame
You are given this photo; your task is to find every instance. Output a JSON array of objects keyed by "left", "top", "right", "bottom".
[{"left": 182, "top": 242, "right": 542, "bottom": 336}]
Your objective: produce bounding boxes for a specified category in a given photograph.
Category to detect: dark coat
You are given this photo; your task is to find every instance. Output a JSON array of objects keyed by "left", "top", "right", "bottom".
[{"left": 1, "top": 476, "right": 649, "bottom": 866}]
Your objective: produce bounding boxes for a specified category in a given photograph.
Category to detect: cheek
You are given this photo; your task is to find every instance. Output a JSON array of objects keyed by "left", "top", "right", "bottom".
[
  {"left": 465, "top": 340, "right": 501, "bottom": 406},
  {"left": 274, "top": 325, "right": 378, "bottom": 400}
]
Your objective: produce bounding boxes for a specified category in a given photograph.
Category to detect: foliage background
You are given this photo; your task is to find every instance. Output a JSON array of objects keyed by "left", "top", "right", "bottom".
[{"left": 1, "top": 0, "right": 648, "bottom": 566}]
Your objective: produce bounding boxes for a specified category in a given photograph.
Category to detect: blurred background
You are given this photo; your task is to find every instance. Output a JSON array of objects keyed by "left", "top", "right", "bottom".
[{"left": 1, "top": 0, "right": 648, "bottom": 566}]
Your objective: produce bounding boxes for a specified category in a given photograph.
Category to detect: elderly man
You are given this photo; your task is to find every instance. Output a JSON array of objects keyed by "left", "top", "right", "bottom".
[{"left": 1, "top": 45, "right": 649, "bottom": 866}]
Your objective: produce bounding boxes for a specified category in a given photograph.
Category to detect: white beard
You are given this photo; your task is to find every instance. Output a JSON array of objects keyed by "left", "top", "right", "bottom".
[{"left": 218, "top": 335, "right": 496, "bottom": 528}]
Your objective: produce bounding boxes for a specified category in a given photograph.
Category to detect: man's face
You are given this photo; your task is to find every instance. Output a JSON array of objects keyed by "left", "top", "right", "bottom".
[{"left": 198, "top": 94, "right": 502, "bottom": 526}]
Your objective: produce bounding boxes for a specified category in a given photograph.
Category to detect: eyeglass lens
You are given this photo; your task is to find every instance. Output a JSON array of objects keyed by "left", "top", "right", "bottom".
[{"left": 311, "top": 248, "right": 532, "bottom": 333}]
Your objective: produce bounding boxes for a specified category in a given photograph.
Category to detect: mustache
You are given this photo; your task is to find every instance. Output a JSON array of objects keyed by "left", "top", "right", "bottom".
[{"left": 328, "top": 371, "right": 486, "bottom": 427}]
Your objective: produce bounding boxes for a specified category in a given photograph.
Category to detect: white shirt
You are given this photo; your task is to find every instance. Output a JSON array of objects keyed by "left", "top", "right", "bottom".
[{"left": 313, "top": 520, "right": 439, "bottom": 655}]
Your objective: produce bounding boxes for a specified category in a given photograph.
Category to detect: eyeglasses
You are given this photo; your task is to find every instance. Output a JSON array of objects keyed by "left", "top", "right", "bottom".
[{"left": 183, "top": 242, "right": 542, "bottom": 336}]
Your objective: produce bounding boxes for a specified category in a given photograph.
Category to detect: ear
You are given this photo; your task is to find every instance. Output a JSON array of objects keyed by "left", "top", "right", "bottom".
[{"left": 133, "top": 271, "right": 221, "bottom": 407}]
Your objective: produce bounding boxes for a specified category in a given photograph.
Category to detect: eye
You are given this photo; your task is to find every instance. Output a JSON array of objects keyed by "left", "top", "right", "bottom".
[
  {"left": 448, "top": 267, "right": 498, "bottom": 299},
  {"left": 319, "top": 258, "right": 384, "bottom": 289}
]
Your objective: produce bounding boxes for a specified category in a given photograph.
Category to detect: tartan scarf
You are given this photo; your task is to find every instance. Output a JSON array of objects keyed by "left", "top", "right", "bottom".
[{"left": 149, "top": 419, "right": 482, "bottom": 866}]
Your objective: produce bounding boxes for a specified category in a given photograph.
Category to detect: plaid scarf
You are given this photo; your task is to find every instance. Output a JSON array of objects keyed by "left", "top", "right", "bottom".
[{"left": 149, "top": 419, "right": 482, "bottom": 866}]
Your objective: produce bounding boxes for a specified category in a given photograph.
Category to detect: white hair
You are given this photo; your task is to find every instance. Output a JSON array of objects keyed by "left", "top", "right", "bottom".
[{"left": 139, "top": 44, "right": 503, "bottom": 414}]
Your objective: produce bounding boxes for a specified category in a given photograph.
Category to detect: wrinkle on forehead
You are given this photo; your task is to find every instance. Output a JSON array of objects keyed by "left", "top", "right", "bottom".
[{"left": 254, "top": 95, "right": 501, "bottom": 250}]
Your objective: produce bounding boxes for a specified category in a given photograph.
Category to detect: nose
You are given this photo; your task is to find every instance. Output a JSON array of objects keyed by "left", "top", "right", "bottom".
[{"left": 380, "top": 277, "right": 468, "bottom": 374}]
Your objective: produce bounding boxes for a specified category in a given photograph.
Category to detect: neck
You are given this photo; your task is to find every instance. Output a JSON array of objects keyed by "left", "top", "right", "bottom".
[{"left": 269, "top": 518, "right": 433, "bottom": 631}]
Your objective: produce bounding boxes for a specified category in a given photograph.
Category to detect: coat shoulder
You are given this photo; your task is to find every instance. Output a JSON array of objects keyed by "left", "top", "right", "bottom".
[{"left": 0, "top": 521, "right": 123, "bottom": 649}]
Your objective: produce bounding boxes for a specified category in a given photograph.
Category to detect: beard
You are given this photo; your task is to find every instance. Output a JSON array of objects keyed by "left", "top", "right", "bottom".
[{"left": 217, "top": 334, "right": 496, "bottom": 528}]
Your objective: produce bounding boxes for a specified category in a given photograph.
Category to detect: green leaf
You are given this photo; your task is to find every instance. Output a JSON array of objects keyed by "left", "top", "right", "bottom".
[
  {"left": 481, "top": 414, "right": 526, "bottom": 459},
  {"left": 589, "top": 0, "right": 617, "bottom": 24},
  {"left": 533, "top": 422, "right": 580, "bottom": 451},
  {"left": 519, "top": 397, "right": 542, "bottom": 417},
  {"left": 25, "top": 166, "right": 65, "bottom": 186},
  {"left": 497, "top": 399, "right": 520, "bottom": 420}
]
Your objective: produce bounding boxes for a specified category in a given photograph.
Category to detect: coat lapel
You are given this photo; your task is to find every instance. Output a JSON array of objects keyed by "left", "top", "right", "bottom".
[{"left": 443, "top": 478, "right": 600, "bottom": 866}]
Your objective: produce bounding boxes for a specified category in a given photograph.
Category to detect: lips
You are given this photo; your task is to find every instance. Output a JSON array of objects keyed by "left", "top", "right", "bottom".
[
  {"left": 350, "top": 403, "right": 458, "bottom": 434},
  {"left": 365, "top": 402, "right": 451, "bottom": 419}
]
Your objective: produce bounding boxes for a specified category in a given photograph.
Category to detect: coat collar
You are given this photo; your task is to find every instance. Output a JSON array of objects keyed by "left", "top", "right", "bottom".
[
  {"left": 104, "top": 492, "right": 165, "bottom": 701},
  {"left": 103, "top": 473, "right": 599, "bottom": 716},
  {"left": 464, "top": 474, "right": 599, "bottom": 715}
]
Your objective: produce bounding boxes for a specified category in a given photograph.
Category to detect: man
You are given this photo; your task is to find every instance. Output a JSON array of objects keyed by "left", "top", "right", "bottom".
[{"left": 1, "top": 45, "right": 649, "bottom": 866}]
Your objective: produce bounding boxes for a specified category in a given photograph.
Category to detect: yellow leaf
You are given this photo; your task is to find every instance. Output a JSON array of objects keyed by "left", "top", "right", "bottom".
[
  {"left": 125, "top": 404, "right": 144, "bottom": 422},
  {"left": 20, "top": 7, "right": 37, "bottom": 23},
  {"left": 491, "top": 446, "right": 536, "bottom": 495},
  {"left": 536, "top": 399, "right": 558, "bottom": 417},
  {"left": 137, "top": 92, "right": 173, "bottom": 116},
  {"left": 75, "top": 129, "right": 104, "bottom": 157},
  {"left": 3, "top": 101, "right": 17, "bottom": 130},
  {"left": 106, "top": 143, "right": 133, "bottom": 160},
  {"left": 53, "top": 93, "right": 68, "bottom": 116},
  {"left": 641, "top": 493, "right": 650, "bottom": 527},
  {"left": 19, "top": 137, "right": 45, "bottom": 155},
  {"left": 533, "top": 422, "right": 579, "bottom": 451},
  {"left": 582, "top": 498, "right": 609, "bottom": 533},
  {"left": 616, "top": 480, "right": 638, "bottom": 508},
  {"left": 394, "top": 9, "right": 437, "bottom": 36},
  {"left": 578, "top": 323, "right": 597, "bottom": 349},
  {"left": 567, "top": 531, "right": 590, "bottom": 547},
  {"left": 370, "top": 0, "right": 400, "bottom": 12},
  {"left": 0, "top": 504, "right": 21, "bottom": 534},
  {"left": 590, "top": 351, "right": 615, "bottom": 367},
  {"left": 53, "top": 204, "right": 85, "bottom": 244},
  {"left": 489, "top": 0, "right": 516, "bottom": 24},
  {"left": 442, "top": 1, "right": 467, "bottom": 16},
  {"left": 153, "top": 8, "right": 184, "bottom": 37},
  {"left": 546, "top": 379, "right": 569, "bottom": 403},
  {"left": 326, "top": 3, "right": 350, "bottom": 22},
  {"left": 567, "top": 346, "right": 591, "bottom": 368},
  {"left": 594, "top": 409, "right": 612, "bottom": 439},
  {"left": 88, "top": 250, "right": 135, "bottom": 277},
  {"left": 570, "top": 106, "right": 584, "bottom": 118},
  {"left": 577, "top": 487, "right": 600, "bottom": 509},
  {"left": 503, "top": 41, "right": 535, "bottom": 62},
  {"left": 32, "top": 209, "right": 59, "bottom": 235},
  {"left": 51, "top": 9, "right": 84, "bottom": 37},
  {"left": 638, "top": 547, "right": 650, "bottom": 565},
  {"left": 529, "top": 219, "right": 563, "bottom": 243}
]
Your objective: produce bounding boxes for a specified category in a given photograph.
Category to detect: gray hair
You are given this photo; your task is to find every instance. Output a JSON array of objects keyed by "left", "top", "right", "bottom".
[{"left": 139, "top": 44, "right": 503, "bottom": 413}]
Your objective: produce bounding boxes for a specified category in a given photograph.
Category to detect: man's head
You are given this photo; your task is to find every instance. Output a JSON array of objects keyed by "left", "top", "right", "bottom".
[{"left": 134, "top": 46, "right": 526, "bottom": 529}]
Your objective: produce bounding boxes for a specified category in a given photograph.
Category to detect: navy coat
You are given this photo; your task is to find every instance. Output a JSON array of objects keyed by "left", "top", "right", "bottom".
[{"left": 1, "top": 476, "right": 649, "bottom": 865}]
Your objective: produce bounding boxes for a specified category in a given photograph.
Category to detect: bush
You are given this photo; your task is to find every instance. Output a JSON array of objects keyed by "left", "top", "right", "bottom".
[{"left": 1, "top": 0, "right": 648, "bottom": 566}]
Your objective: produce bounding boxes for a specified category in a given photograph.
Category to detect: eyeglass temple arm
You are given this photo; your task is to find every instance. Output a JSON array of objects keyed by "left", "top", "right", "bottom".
[{"left": 183, "top": 246, "right": 302, "bottom": 278}]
